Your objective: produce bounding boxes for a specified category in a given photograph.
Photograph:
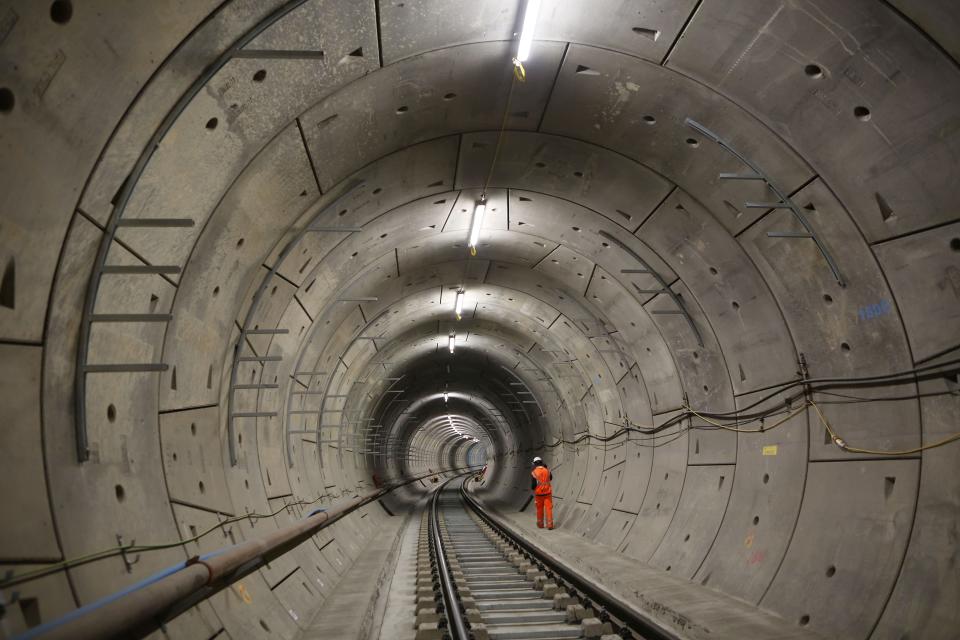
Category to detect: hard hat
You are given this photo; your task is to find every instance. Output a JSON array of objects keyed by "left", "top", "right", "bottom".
[{"left": 533, "top": 456, "right": 543, "bottom": 464}]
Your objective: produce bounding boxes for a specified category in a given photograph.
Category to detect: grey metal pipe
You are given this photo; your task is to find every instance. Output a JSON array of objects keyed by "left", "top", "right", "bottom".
[{"left": 34, "top": 468, "right": 477, "bottom": 640}]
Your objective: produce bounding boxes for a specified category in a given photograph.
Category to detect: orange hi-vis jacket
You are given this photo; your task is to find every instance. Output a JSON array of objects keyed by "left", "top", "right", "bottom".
[{"left": 532, "top": 466, "right": 552, "bottom": 496}]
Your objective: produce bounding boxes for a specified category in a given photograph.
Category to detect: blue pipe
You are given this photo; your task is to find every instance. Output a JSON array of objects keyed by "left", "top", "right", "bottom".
[{"left": 14, "top": 548, "right": 229, "bottom": 640}]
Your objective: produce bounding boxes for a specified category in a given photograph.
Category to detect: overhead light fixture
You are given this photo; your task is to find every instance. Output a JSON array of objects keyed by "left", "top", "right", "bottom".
[
  {"left": 468, "top": 196, "right": 486, "bottom": 255},
  {"left": 449, "top": 334, "right": 456, "bottom": 353},
  {"left": 515, "top": 0, "right": 542, "bottom": 64},
  {"left": 455, "top": 289, "right": 465, "bottom": 320}
]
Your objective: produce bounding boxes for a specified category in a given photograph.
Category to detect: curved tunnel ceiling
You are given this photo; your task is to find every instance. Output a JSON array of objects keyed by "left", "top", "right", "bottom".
[{"left": 1, "top": 1, "right": 959, "bottom": 638}]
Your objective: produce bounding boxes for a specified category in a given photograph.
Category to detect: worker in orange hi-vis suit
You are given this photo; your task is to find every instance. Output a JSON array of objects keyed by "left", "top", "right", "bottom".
[{"left": 530, "top": 457, "right": 554, "bottom": 529}]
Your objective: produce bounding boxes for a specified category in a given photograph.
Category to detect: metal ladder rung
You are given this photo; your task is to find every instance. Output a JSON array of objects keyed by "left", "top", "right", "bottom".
[
  {"left": 84, "top": 363, "right": 168, "bottom": 372},
  {"left": 90, "top": 314, "right": 172, "bottom": 322},
  {"left": 101, "top": 265, "right": 182, "bottom": 274},
  {"left": 719, "top": 172, "right": 763, "bottom": 180},
  {"left": 744, "top": 201, "right": 791, "bottom": 209},
  {"left": 767, "top": 231, "right": 814, "bottom": 238},
  {"left": 116, "top": 218, "right": 195, "bottom": 228}
]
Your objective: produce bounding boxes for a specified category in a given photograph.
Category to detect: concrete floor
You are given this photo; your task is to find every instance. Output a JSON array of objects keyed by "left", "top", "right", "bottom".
[{"left": 295, "top": 510, "right": 408, "bottom": 640}]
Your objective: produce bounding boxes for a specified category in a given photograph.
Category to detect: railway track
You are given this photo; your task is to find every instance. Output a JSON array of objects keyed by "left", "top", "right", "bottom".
[{"left": 414, "top": 477, "right": 667, "bottom": 640}]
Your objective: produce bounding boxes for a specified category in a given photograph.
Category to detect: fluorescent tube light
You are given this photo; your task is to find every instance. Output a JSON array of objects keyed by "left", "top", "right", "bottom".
[
  {"left": 516, "top": 0, "right": 542, "bottom": 63},
  {"left": 468, "top": 198, "right": 486, "bottom": 249}
]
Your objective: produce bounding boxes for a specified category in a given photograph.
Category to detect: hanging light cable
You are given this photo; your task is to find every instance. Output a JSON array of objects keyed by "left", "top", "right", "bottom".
[{"left": 455, "top": 289, "right": 465, "bottom": 320}]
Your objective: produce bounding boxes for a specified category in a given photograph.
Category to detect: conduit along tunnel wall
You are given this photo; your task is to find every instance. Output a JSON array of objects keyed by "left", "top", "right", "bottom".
[{"left": 0, "top": 0, "right": 959, "bottom": 639}]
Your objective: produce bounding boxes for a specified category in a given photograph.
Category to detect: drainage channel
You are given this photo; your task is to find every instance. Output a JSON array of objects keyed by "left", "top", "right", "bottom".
[{"left": 415, "top": 478, "right": 621, "bottom": 640}]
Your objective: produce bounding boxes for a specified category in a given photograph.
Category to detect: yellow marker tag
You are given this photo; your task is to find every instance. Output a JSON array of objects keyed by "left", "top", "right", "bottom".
[
  {"left": 762, "top": 445, "right": 778, "bottom": 456},
  {"left": 234, "top": 582, "right": 253, "bottom": 604}
]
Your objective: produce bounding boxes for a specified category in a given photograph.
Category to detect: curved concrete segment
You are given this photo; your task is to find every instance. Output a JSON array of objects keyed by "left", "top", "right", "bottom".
[{"left": 0, "top": 1, "right": 958, "bottom": 639}]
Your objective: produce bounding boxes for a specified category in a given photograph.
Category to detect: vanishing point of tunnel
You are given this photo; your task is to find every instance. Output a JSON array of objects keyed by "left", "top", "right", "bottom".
[{"left": 1, "top": 1, "right": 959, "bottom": 639}]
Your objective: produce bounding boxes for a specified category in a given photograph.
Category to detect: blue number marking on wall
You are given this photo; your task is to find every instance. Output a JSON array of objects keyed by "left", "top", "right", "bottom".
[{"left": 858, "top": 298, "right": 892, "bottom": 321}]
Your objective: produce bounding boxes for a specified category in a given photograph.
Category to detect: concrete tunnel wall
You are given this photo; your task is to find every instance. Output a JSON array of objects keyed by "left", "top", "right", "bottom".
[{"left": 1, "top": 1, "right": 959, "bottom": 638}]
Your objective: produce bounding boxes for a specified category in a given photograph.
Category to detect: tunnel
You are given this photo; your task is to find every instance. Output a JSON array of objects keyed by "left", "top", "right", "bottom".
[{"left": 1, "top": 0, "right": 959, "bottom": 638}]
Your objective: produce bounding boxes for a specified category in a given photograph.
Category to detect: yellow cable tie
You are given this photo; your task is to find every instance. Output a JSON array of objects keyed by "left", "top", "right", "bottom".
[
  {"left": 512, "top": 58, "right": 527, "bottom": 82},
  {"left": 470, "top": 246, "right": 477, "bottom": 257}
]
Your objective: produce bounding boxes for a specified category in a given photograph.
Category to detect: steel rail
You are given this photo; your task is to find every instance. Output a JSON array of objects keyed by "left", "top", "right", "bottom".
[
  {"left": 460, "top": 482, "right": 679, "bottom": 640},
  {"left": 429, "top": 478, "right": 471, "bottom": 640},
  {"left": 21, "top": 467, "right": 478, "bottom": 640}
]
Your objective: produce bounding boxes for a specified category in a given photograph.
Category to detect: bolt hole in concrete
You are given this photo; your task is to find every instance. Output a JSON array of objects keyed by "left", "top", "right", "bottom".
[
  {"left": 804, "top": 63, "right": 823, "bottom": 78},
  {"left": 685, "top": 137, "right": 699, "bottom": 147},
  {"left": 107, "top": 404, "right": 117, "bottom": 423},
  {"left": 50, "top": 0, "right": 73, "bottom": 24},
  {"left": 205, "top": 117, "right": 218, "bottom": 130},
  {"left": 951, "top": 237, "right": 960, "bottom": 251},
  {"left": 826, "top": 565, "right": 836, "bottom": 577},
  {"left": 190, "top": 422, "right": 197, "bottom": 435},
  {"left": 198, "top": 481, "right": 205, "bottom": 494},
  {"left": 799, "top": 615, "right": 811, "bottom": 626},
  {"left": 643, "top": 114, "right": 656, "bottom": 124},
  {"left": 763, "top": 473, "right": 770, "bottom": 484},
  {"left": 373, "top": 187, "right": 382, "bottom": 194},
  {"left": 841, "top": 342, "right": 851, "bottom": 352},
  {"left": 0, "top": 87, "right": 14, "bottom": 113},
  {"left": 854, "top": 105, "right": 871, "bottom": 121},
  {"left": 253, "top": 69, "right": 266, "bottom": 82},
  {"left": 212, "top": 286, "right": 219, "bottom": 296},
  {"left": 732, "top": 300, "right": 740, "bottom": 309},
  {"left": 753, "top": 515, "right": 760, "bottom": 525},
  {"left": 396, "top": 105, "right": 408, "bottom": 114},
  {"left": 259, "top": 620, "right": 270, "bottom": 632},
  {"left": 535, "top": 161, "right": 546, "bottom": 168},
  {"left": 684, "top": 534, "right": 690, "bottom": 541},
  {"left": 823, "top": 293, "right": 833, "bottom": 304},
  {"left": 709, "top": 266, "right": 718, "bottom": 275},
  {"left": 115, "top": 484, "right": 125, "bottom": 502},
  {"left": 443, "top": 92, "right": 457, "bottom": 100},
  {"left": 236, "top": 237, "right": 244, "bottom": 248}
]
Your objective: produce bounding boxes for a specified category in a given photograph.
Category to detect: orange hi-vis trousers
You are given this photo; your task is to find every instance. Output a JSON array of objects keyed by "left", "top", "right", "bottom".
[{"left": 535, "top": 494, "right": 553, "bottom": 529}]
